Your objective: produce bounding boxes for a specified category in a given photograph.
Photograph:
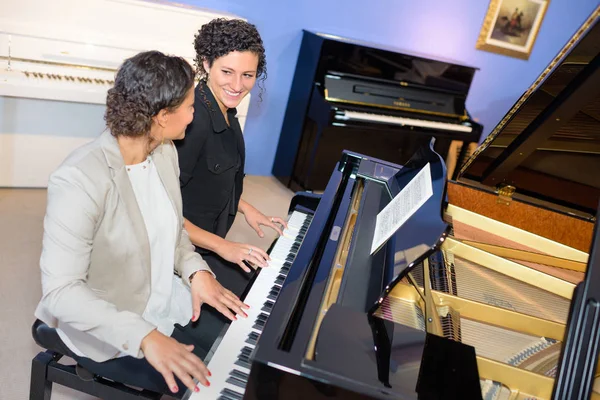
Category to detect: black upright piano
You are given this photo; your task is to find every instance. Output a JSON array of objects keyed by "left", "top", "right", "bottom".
[
  {"left": 241, "top": 7, "right": 600, "bottom": 400},
  {"left": 271, "top": 30, "right": 483, "bottom": 192}
]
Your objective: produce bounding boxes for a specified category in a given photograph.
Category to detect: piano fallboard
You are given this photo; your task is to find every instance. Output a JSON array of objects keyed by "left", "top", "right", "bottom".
[{"left": 324, "top": 72, "right": 467, "bottom": 119}]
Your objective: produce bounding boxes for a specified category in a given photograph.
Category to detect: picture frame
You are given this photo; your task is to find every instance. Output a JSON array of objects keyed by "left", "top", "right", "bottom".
[{"left": 476, "top": 0, "right": 550, "bottom": 60}]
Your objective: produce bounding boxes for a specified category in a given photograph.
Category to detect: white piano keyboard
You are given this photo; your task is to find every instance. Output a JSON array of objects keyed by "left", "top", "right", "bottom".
[
  {"left": 191, "top": 210, "right": 312, "bottom": 400},
  {"left": 335, "top": 110, "right": 473, "bottom": 133}
]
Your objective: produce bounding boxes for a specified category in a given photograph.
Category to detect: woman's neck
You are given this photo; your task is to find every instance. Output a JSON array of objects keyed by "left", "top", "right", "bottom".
[{"left": 117, "top": 135, "right": 159, "bottom": 165}]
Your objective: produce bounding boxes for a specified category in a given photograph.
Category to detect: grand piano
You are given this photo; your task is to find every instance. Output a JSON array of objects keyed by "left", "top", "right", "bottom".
[
  {"left": 198, "top": 6, "right": 600, "bottom": 400},
  {"left": 271, "top": 30, "right": 483, "bottom": 193}
]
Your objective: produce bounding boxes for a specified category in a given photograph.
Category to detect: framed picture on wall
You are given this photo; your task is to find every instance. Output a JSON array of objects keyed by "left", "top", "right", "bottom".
[{"left": 476, "top": 0, "right": 550, "bottom": 60}]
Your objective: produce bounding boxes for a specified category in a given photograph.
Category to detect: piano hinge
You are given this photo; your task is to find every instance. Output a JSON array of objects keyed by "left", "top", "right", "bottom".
[{"left": 496, "top": 184, "right": 516, "bottom": 206}]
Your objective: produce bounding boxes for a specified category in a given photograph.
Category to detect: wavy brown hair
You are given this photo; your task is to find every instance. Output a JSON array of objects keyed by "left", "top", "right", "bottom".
[
  {"left": 105, "top": 51, "right": 194, "bottom": 137},
  {"left": 194, "top": 18, "right": 267, "bottom": 101}
]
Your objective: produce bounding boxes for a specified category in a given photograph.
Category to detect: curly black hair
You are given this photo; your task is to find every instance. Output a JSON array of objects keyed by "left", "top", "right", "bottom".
[
  {"left": 194, "top": 18, "right": 267, "bottom": 100},
  {"left": 105, "top": 50, "right": 194, "bottom": 138}
]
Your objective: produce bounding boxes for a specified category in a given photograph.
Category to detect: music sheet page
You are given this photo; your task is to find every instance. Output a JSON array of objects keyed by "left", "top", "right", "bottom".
[{"left": 371, "top": 163, "right": 433, "bottom": 254}]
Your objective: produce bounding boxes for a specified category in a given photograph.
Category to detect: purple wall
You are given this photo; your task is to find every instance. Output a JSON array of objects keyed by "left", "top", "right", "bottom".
[{"left": 182, "top": 0, "right": 599, "bottom": 175}]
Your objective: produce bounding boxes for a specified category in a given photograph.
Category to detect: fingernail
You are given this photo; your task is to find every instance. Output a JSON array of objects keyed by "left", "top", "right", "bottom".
[
  {"left": 208, "top": 370, "right": 212, "bottom": 377},
  {"left": 206, "top": 381, "right": 211, "bottom": 387},
  {"left": 194, "top": 386, "right": 200, "bottom": 392},
  {"left": 172, "top": 385, "right": 178, "bottom": 393}
]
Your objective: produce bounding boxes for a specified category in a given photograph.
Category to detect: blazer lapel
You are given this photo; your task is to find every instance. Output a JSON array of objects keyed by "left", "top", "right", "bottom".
[{"left": 100, "top": 131, "right": 152, "bottom": 278}]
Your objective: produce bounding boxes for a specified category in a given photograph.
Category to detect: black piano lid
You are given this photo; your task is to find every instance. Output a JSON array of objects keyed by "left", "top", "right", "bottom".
[
  {"left": 308, "top": 30, "right": 479, "bottom": 96},
  {"left": 458, "top": 7, "right": 600, "bottom": 218},
  {"left": 312, "top": 31, "right": 478, "bottom": 71}
]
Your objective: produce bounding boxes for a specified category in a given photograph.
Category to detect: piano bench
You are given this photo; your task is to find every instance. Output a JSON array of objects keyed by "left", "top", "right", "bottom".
[{"left": 30, "top": 320, "right": 162, "bottom": 400}]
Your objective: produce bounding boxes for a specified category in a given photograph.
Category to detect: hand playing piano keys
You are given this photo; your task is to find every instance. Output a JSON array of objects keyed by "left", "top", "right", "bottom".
[
  {"left": 189, "top": 210, "right": 312, "bottom": 399},
  {"left": 215, "top": 240, "right": 270, "bottom": 272},
  {"left": 190, "top": 270, "right": 250, "bottom": 322},
  {"left": 239, "top": 200, "right": 288, "bottom": 238},
  {"left": 140, "top": 329, "right": 210, "bottom": 395}
]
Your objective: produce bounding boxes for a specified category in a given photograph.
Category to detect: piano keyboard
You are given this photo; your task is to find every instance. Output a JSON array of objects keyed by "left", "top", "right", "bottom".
[
  {"left": 191, "top": 210, "right": 312, "bottom": 400},
  {"left": 336, "top": 110, "right": 473, "bottom": 133}
]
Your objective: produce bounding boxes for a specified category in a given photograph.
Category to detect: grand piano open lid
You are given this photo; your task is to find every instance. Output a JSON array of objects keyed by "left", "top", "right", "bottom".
[{"left": 458, "top": 7, "right": 600, "bottom": 219}]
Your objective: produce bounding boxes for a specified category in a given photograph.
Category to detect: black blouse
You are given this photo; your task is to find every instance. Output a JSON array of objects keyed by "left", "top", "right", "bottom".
[{"left": 175, "top": 81, "right": 245, "bottom": 247}]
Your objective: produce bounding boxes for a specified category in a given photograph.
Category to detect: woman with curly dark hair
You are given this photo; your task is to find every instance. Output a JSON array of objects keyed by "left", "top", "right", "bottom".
[
  {"left": 35, "top": 50, "right": 247, "bottom": 397},
  {"left": 175, "top": 18, "right": 287, "bottom": 344}
]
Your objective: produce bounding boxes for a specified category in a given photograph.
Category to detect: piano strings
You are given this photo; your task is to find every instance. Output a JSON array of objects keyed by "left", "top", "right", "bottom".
[{"left": 372, "top": 212, "right": 590, "bottom": 398}]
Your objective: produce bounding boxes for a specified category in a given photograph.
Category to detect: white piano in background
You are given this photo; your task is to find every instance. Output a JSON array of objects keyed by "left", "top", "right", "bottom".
[{"left": 0, "top": 0, "right": 250, "bottom": 187}]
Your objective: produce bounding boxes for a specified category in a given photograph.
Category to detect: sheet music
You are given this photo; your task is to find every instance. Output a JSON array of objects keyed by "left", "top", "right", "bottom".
[{"left": 371, "top": 163, "right": 433, "bottom": 254}]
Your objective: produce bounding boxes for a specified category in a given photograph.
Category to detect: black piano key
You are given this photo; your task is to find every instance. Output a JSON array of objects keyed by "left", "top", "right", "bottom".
[
  {"left": 226, "top": 376, "right": 247, "bottom": 389},
  {"left": 241, "top": 346, "right": 253, "bottom": 356},
  {"left": 261, "top": 301, "right": 274, "bottom": 312},
  {"left": 253, "top": 320, "right": 265, "bottom": 330},
  {"left": 221, "top": 388, "right": 243, "bottom": 400},
  {"left": 267, "top": 293, "right": 277, "bottom": 301},
  {"left": 262, "top": 302, "right": 274, "bottom": 310},
  {"left": 249, "top": 331, "right": 260, "bottom": 340},
  {"left": 230, "top": 369, "right": 250, "bottom": 382},
  {"left": 238, "top": 353, "right": 251, "bottom": 364},
  {"left": 218, "top": 395, "right": 236, "bottom": 400},
  {"left": 285, "top": 254, "right": 295, "bottom": 262},
  {"left": 235, "top": 359, "right": 252, "bottom": 370},
  {"left": 246, "top": 334, "right": 258, "bottom": 346},
  {"left": 257, "top": 313, "right": 268, "bottom": 322}
]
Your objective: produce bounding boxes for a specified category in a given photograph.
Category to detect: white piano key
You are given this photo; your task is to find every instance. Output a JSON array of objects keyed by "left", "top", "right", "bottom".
[{"left": 338, "top": 110, "right": 473, "bottom": 133}]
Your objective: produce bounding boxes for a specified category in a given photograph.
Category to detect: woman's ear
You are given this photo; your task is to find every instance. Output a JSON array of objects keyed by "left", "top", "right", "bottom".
[
  {"left": 203, "top": 60, "right": 211, "bottom": 76},
  {"left": 154, "top": 109, "right": 169, "bottom": 128}
]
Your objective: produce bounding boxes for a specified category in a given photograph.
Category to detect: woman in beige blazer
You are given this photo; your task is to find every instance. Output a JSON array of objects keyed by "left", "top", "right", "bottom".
[{"left": 34, "top": 50, "right": 247, "bottom": 396}]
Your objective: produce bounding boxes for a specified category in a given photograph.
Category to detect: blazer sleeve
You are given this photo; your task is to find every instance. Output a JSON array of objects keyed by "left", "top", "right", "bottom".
[
  {"left": 175, "top": 106, "right": 209, "bottom": 187},
  {"left": 168, "top": 142, "right": 215, "bottom": 285},
  {"left": 39, "top": 166, "right": 156, "bottom": 359}
]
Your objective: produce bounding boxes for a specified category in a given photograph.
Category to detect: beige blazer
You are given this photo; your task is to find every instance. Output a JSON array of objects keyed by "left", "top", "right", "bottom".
[{"left": 35, "top": 130, "right": 211, "bottom": 362}]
